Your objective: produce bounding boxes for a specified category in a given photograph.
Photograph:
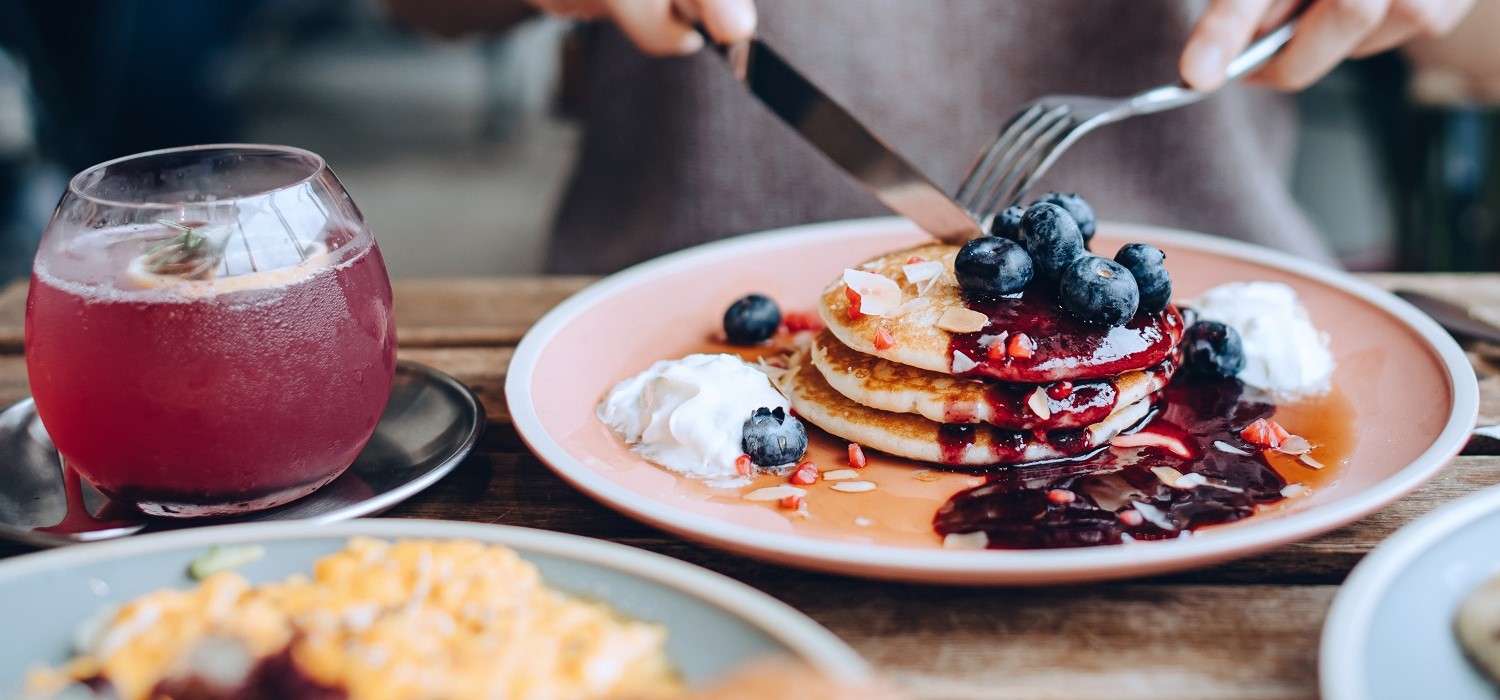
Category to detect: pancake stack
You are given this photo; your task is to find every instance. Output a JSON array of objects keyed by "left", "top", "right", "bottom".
[{"left": 787, "top": 242, "right": 1185, "bottom": 468}]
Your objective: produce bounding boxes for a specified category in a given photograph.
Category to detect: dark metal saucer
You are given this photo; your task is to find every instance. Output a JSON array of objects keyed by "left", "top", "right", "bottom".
[{"left": 0, "top": 361, "right": 484, "bottom": 547}]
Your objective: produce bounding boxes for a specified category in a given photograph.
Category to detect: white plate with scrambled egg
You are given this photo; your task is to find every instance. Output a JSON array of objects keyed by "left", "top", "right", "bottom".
[
  {"left": 1321, "top": 485, "right": 1500, "bottom": 700},
  {"left": 0, "top": 519, "right": 870, "bottom": 699}
]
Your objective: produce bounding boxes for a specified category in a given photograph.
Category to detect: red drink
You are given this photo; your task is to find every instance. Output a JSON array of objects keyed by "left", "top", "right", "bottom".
[{"left": 25, "top": 223, "right": 396, "bottom": 516}]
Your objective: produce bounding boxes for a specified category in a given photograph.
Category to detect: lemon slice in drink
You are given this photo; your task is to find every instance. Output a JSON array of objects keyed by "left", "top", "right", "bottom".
[{"left": 125, "top": 242, "right": 332, "bottom": 296}]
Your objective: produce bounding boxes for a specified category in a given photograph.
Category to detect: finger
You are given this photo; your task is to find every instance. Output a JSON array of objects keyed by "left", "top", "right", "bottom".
[
  {"left": 609, "top": 0, "right": 704, "bottom": 55},
  {"left": 1351, "top": 0, "right": 1472, "bottom": 56},
  {"left": 691, "top": 0, "right": 756, "bottom": 44},
  {"left": 1349, "top": 17, "right": 1422, "bottom": 56},
  {"left": 1258, "top": 0, "right": 1306, "bottom": 31},
  {"left": 1181, "top": 0, "right": 1279, "bottom": 90},
  {"left": 533, "top": 0, "right": 609, "bottom": 20},
  {"left": 1251, "top": 0, "right": 1391, "bottom": 90}
]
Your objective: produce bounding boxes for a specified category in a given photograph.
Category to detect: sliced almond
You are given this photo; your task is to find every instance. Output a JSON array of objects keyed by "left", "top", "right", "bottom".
[
  {"left": 943, "top": 531, "right": 989, "bottom": 549},
  {"left": 1109, "top": 431, "right": 1193, "bottom": 459},
  {"left": 952, "top": 350, "right": 979, "bottom": 373},
  {"left": 842, "top": 268, "right": 903, "bottom": 316},
  {"left": 902, "top": 260, "right": 944, "bottom": 285},
  {"left": 821, "top": 469, "right": 861, "bottom": 481},
  {"left": 1131, "top": 501, "right": 1177, "bottom": 530},
  {"left": 1298, "top": 453, "right": 1326, "bottom": 470},
  {"left": 1213, "top": 440, "right": 1252, "bottom": 456},
  {"left": 912, "top": 470, "right": 942, "bottom": 482},
  {"left": 742, "top": 485, "right": 807, "bottom": 502},
  {"left": 1151, "top": 466, "right": 1187, "bottom": 487},
  {"left": 831, "top": 481, "right": 877, "bottom": 493},
  {"left": 890, "top": 296, "right": 932, "bottom": 317},
  {"left": 936, "top": 306, "right": 989, "bottom": 333},
  {"left": 1027, "top": 387, "right": 1052, "bottom": 420},
  {"left": 1277, "top": 435, "right": 1313, "bottom": 456},
  {"left": 1280, "top": 483, "right": 1309, "bottom": 498}
]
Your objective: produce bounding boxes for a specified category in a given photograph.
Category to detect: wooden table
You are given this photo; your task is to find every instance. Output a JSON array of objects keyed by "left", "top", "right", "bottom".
[{"left": 1, "top": 274, "right": 1498, "bottom": 700}]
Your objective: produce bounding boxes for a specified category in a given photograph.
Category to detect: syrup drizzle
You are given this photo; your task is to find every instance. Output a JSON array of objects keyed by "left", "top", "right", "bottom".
[
  {"left": 948, "top": 283, "right": 1184, "bottom": 383},
  {"left": 934, "top": 377, "right": 1288, "bottom": 549},
  {"left": 945, "top": 353, "right": 1178, "bottom": 430}
]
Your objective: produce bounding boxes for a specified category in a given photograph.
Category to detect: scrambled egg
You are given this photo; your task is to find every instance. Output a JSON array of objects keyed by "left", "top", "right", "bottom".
[{"left": 28, "top": 538, "right": 681, "bottom": 699}]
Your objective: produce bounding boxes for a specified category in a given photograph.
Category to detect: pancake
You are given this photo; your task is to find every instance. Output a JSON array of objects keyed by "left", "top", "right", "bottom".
[
  {"left": 786, "top": 348, "right": 1155, "bottom": 468},
  {"left": 811, "top": 329, "right": 1176, "bottom": 431},
  {"left": 819, "top": 242, "right": 1184, "bottom": 383}
]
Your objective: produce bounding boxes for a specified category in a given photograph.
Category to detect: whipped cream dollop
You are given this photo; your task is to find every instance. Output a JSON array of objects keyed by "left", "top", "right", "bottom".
[
  {"left": 598, "top": 353, "right": 788, "bottom": 485},
  {"left": 1189, "top": 281, "right": 1335, "bottom": 394}
]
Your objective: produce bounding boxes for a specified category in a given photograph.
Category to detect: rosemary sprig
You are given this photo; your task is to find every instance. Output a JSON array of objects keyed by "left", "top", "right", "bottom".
[
  {"left": 159, "top": 220, "right": 204, "bottom": 250},
  {"left": 145, "top": 219, "right": 225, "bottom": 280}
]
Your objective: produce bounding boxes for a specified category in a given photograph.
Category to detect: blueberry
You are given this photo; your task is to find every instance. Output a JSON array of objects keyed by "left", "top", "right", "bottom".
[
  {"left": 723, "top": 294, "right": 780, "bottom": 345},
  {"left": 1113, "top": 243, "right": 1172, "bottom": 314},
  {"left": 1182, "top": 321, "right": 1246, "bottom": 379},
  {"left": 1020, "top": 203, "right": 1086, "bottom": 279},
  {"left": 990, "top": 205, "right": 1026, "bottom": 240},
  {"left": 1059, "top": 256, "right": 1139, "bottom": 326},
  {"left": 955, "top": 236, "right": 1033, "bottom": 296},
  {"left": 1033, "top": 192, "right": 1097, "bottom": 243},
  {"left": 741, "top": 406, "right": 808, "bottom": 469}
]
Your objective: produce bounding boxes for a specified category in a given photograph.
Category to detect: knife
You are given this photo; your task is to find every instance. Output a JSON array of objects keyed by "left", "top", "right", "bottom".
[
  {"left": 1394, "top": 289, "right": 1500, "bottom": 346},
  {"left": 690, "top": 22, "right": 984, "bottom": 244}
]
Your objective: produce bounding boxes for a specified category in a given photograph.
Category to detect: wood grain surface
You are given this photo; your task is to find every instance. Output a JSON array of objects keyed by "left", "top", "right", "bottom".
[{"left": 1, "top": 274, "right": 1497, "bottom": 700}]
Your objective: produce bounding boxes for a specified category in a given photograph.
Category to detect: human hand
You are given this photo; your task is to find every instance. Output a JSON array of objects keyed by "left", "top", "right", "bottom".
[
  {"left": 531, "top": 0, "right": 755, "bottom": 56},
  {"left": 1180, "top": 0, "right": 1476, "bottom": 91}
]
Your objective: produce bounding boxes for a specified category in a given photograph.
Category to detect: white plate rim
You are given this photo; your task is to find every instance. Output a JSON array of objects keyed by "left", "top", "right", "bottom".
[
  {"left": 506, "top": 216, "right": 1479, "bottom": 581},
  {"left": 0, "top": 518, "right": 871, "bottom": 679},
  {"left": 1319, "top": 484, "right": 1500, "bottom": 699}
]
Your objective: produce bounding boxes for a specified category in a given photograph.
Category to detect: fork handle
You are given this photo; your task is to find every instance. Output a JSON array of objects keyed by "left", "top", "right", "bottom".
[{"left": 1126, "top": 20, "right": 1299, "bottom": 116}]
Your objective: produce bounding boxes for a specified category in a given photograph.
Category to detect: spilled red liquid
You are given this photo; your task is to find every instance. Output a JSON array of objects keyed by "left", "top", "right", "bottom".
[
  {"left": 35, "top": 464, "right": 146, "bottom": 537},
  {"left": 934, "top": 377, "right": 1291, "bottom": 549},
  {"left": 948, "top": 283, "right": 1184, "bottom": 383},
  {"left": 943, "top": 354, "right": 1178, "bottom": 431}
]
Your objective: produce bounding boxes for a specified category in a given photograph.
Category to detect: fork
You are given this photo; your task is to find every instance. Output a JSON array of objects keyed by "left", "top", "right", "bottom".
[{"left": 955, "top": 21, "right": 1298, "bottom": 228}]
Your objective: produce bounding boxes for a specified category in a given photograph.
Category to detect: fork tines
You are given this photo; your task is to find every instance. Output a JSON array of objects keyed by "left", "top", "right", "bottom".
[{"left": 955, "top": 101, "right": 1075, "bottom": 229}]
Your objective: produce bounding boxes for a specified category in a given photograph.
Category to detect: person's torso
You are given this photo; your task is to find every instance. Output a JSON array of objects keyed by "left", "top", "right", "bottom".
[{"left": 548, "top": 0, "right": 1329, "bottom": 274}]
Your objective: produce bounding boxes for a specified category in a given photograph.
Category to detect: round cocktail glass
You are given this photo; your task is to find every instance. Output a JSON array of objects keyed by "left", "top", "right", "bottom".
[{"left": 24, "top": 144, "right": 397, "bottom": 517}]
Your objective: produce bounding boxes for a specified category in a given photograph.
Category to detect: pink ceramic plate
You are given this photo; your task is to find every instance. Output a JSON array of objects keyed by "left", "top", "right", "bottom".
[{"left": 506, "top": 218, "right": 1478, "bottom": 584}]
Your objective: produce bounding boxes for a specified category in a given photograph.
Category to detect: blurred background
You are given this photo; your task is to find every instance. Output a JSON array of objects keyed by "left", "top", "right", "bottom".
[{"left": 0, "top": 0, "right": 1497, "bottom": 283}]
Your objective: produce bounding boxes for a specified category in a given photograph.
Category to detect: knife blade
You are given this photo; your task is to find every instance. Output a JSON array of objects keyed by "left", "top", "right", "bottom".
[
  {"left": 712, "top": 36, "right": 984, "bottom": 244},
  {"left": 1394, "top": 289, "right": 1500, "bottom": 345}
]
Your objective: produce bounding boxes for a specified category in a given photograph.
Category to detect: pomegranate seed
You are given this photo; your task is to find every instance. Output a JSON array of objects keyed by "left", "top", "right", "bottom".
[
  {"left": 1007, "top": 333, "right": 1036, "bottom": 359},
  {"left": 906, "top": 255, "right": 926, "bottom": 264},
  {"left": 779, "top": 495, "right": 804, "bottom": 510},
  {"left": 734, "top": 454, "right": 753, "bottom": 477},
  {"left": 873, "top": 327, "right": 895, "bottom": 350},
  {"left": 789, "top": 461, "right": 818, "bottom": 485},
  {"left": 783, "top": 311, "right": 823, "bottom": 333},
  {"left": 844, "top": 286, "right": 863, "bottom": 320},
  {"left": 1047, "top": 381, "right": 1073, "bottom": 400},
  {"left": 986, "top": 339, "right": 1008, "bottom": 362},
  {"left": 848, "top": 443, "right": 868, "bottom": 469},
  {"left": 1046, "top": 488, "right": 1076, "bottom": 505},
  {"left": 1118, "top": 509, "right": 1144, "bottom": 526},
  {"left": 1240, "top": 418, "right": 1290, "bottom": 449}
]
